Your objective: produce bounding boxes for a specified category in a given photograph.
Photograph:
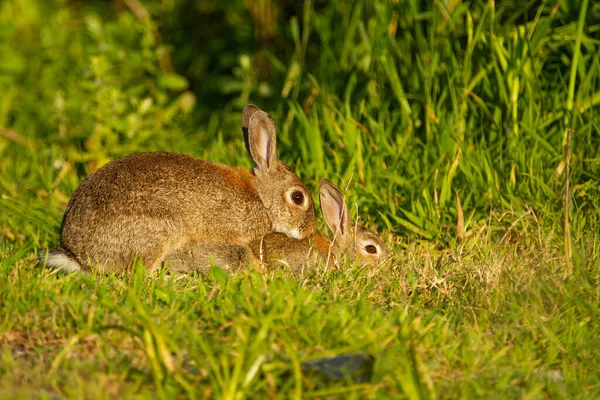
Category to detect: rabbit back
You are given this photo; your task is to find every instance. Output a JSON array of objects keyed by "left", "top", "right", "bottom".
[
  {"left": 248, "top": 232, "right": 330, "bottom": 272},
  {"left": 60, "top": 152, "right": 272, "bottom": 272}
]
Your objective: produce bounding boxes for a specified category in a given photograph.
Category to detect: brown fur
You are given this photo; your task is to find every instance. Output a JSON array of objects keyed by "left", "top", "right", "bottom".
[
  {"left": 247, "top": 179, "right": 390, "bottom": 272},
  {"left": 44, "top": 105, "right": 317, "bottom": 273},
  {"left": 178, "top": 179, "right": 389, "bottom": 273}
]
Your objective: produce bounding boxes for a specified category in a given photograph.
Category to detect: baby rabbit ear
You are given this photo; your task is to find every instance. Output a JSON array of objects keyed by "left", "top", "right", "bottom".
[
  {"left": 247, "top": 109, "right": 278, "bottom": 171},
  {"left": 319, "top": 179, "right": 349, "bottom": 237}
]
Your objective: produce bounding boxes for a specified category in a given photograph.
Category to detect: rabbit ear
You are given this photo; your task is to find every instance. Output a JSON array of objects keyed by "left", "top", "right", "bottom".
[
  {"left": 319, "top": 179, "right": 349, "bottom": 237},
  {"left": 247, "top": 109, "right": 278, "bottom": 171},
  {"left": 242, "top": 104, "right": 261, "bottom": 154}
]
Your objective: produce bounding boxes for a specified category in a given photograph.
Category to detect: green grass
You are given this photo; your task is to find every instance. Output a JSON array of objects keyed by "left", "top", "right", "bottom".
[{"left": 1, "top": 0, "right": 600, "bottom": 398}]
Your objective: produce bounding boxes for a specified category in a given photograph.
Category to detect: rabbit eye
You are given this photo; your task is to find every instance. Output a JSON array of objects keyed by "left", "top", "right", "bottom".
[
  {"left": 365, "top": 244, "right": 378, "bottom": 254},
  {"left": 291, "top": 191, "right": 305, "bottom": 206}
]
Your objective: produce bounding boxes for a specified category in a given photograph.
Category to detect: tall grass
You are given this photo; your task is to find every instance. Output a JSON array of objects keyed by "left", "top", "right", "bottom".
[{"left": 1, "top": 0, "right": 599, "bottom": 397}]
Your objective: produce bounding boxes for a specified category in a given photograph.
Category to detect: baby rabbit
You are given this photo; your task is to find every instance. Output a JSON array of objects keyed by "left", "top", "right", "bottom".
[
  {"left": 174, "top": 179, "right": 389, "bottom": 273},
  {"left": 40, "top": 105, "right": 316, "bottom": 273},
  {"left": 248, "top": 179, "right": 389, "bottom": 271}
]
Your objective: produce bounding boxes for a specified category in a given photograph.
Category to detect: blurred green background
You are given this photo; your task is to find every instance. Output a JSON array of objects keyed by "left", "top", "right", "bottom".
[{"left": 1, "top": 0, "right": 599, "bottom": 249}]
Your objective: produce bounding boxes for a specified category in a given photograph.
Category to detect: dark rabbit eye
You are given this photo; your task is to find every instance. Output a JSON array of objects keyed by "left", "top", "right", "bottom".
[
  {"left": 365, "top": 244, "right": 378, "bottom": 254},
  {"left": 291, "top": 191, "right": 305, "bottom": 206}
]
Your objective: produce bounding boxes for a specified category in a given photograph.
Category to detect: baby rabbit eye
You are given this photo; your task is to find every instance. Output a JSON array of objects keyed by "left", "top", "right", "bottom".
[
  {"left": 291, "top": 191, "right": 305, "bottom": 206},
  {"left": 365, "top": 244, "right": 378, "bottom": 254}
]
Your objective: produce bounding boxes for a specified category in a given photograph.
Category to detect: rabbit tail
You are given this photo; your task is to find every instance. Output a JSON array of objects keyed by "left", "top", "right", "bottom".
[{"left": 38, "top": 248, "right": 82, "bottom": 273}]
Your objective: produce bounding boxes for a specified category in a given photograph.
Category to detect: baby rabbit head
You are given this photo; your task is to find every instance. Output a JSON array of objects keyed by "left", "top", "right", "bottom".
[
  {"left": 242, "top": 105, "right": 316, "bottom": 240},
  {"left": 319, "top": 179, "right": 389, "bottom": 266}
]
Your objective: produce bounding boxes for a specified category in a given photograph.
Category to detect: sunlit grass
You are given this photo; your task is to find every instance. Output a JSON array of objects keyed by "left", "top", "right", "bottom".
[{"left": 1, "top": 0, "right": 599, "bottom": 397}]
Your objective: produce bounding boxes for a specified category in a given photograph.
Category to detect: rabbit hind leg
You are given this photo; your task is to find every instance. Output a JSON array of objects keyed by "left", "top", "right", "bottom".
[{"left": 161, "top": 242, "right": 255, "bottom": 274}]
